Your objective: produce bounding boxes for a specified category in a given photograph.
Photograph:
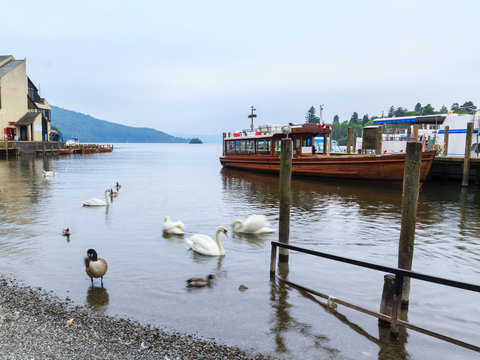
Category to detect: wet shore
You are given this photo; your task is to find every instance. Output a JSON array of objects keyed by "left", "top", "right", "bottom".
[{"left": 0, "top": 276, "right": 275, "bottom": 359}]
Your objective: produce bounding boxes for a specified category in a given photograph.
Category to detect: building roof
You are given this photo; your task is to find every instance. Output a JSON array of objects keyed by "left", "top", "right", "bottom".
[
  {"left": 0, "top": 58, "right": 25, "bottom": 78},
  {"left": 16, "top": 112, "right": 40, "bottom": 126}
]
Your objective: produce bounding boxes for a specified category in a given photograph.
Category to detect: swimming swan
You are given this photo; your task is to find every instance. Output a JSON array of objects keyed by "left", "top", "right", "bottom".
[
  {"left": 232, "top": 215, "right": 275, "bottom": 234},
  {"left": 82, "top": 189, "right": 110, "bottom": 206},
  {"left": 186, "top": 226, "right": 228, "bottom": 256},
  {"left": 42, "top": 170, "right": 56, "bottom": 177},
  {"left": 85, "top": 248, "right": 108, "bottom": 286},
  {"left": 163, "top": 215, "right": 185, "bottom": 235}
]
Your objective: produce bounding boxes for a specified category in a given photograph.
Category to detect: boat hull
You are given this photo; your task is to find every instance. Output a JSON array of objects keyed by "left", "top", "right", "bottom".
[{"left": 220, "top": 151, "right": 436, "bottom": 187}]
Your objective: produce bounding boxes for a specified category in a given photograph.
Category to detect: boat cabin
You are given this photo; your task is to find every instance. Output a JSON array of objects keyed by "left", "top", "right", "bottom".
[{"left": 222, "top": 123, "right": 332, "bottom": 157}]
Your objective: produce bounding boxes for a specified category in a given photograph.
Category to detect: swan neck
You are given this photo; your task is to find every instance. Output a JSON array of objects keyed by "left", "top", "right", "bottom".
[
  {"left": 215, "top": 228, "right": 225, "bottom": 254},
  {"left": 104, "top": 190, "right": 110, "bottom": 205},
  {"left": 233, "top": 220, "right": 244, "bottom": 230}
]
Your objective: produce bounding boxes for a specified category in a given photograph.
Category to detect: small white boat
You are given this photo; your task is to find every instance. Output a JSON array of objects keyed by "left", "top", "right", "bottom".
[{"left": 66, "top": 138, "right": 79, "bottom": 146}]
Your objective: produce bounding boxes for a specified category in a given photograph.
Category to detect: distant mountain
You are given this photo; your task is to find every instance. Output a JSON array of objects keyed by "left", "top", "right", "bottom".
[{"left": 51, "top": 106, "right": 189, "bottom": 143}]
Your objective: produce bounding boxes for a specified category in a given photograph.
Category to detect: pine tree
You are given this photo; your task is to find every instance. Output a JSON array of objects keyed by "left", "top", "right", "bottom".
[{"left": 333, "top": 115, "right": 339, "bottom": 124}]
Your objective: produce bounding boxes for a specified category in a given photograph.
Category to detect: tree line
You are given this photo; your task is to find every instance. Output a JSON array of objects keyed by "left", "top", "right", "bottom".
[{"left": 304, "top": 101, "right": 477, "bottom": 145}]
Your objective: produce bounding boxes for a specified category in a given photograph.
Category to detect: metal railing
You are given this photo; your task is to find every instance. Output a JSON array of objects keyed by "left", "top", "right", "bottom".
[{"left": 270, "top": 240, "right": 480, "bottom": 353}]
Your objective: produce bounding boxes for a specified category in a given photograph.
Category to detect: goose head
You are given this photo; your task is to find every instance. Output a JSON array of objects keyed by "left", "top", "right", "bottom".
[{"left": 87, "top": 248, "right": 98, "bottom": 261}]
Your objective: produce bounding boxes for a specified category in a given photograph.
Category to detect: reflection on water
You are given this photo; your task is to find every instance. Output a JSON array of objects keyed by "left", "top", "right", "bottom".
[
  {"left": 0, "top": 145, "right": 479, "bottom": 360},
  {"left": 86, "top": 286, "right": 109, "bottom": 312}
]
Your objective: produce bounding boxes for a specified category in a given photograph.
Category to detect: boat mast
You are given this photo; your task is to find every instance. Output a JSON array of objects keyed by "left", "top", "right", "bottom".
[{"left": 248, "top": 105, "right": 257, "bottom": 130}]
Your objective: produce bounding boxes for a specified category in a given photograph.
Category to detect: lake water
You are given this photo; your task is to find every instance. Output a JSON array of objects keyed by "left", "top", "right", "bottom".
[{"left": 0, "top": 143, "right": 479, "bottom": 360}]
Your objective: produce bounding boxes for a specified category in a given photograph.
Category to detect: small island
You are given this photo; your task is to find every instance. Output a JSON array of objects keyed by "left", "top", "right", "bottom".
[{"left": 189, "top": 137, "right": 203, "bottom": 144}]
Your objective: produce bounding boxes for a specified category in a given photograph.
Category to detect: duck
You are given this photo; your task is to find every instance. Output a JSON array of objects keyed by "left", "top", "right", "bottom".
[
  {"left": 82, "top": 189, "right": 110, "bottom": 206},
  {"left": 85, "top": 249, "right": 108, "bottom": 287},
  {"left": 232, "top": 215, "right": 275, "bottom": 234},
  {"left": 62, "top": 228, "right": 71, "bottom": 236},
  {"left": 42, "top": 170, "right": 56, "bottom": 177},
  {"left": 186, "top": 274, "right": 215, "bottom": 288},
  {"left": 115, "top": 182, "right": 122, "bottom": 190},
  {"left": 110, "top": 189, "right": 118, "bottom": 197},
  {"left": 162, "top": 215, "right": 185, "bottom": 235},
  {"left": 186, "top": 226, "right": 228, "bottom": 256}
]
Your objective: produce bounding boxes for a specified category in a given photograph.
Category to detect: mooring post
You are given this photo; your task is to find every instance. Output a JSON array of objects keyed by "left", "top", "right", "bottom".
[
  {"left": 398, "top": 141, "right": 422, "bottom": 307},
  {"left": 443, "top": 126, "right": 449, "bottom": 156},
  {"left": 376, "top": 125, "right": 383, "bottom": 154},
  {"left": 462, "top": 122, "right": 474, "bottom": 187},
  {"left": 379, "top": 274, "right": 395, "bottom": 327},
  {"left": 279, "top": 138, "right": 292, "bottom": 263},
  {"left": 412, "top": 125, "right": 419, "bottom": 141},
  {"left": 347, "top": 128, "right": 352, "bottom": 155},
  {"left": 353, "top": 129, "right": 357, "bottom": 153}
]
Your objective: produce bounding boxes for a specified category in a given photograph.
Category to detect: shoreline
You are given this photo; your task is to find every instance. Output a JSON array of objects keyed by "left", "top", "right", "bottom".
[{"left": 0, "top": 276, "right": 275, "bottom": 359}]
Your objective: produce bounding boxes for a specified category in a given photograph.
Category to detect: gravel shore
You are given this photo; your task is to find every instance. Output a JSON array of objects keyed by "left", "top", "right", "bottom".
[{"left": 0, "top": 276, "right": 275, "bottom": 360}]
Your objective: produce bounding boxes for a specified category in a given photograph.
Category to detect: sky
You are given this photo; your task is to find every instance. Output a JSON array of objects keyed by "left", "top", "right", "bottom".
[{"left": 2, "top": 0, "right": 480, "bottom": 137}]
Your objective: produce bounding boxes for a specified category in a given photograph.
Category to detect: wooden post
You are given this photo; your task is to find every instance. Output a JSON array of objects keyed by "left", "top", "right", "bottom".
[
  {"left": 412, "top": 125, "right": 419, "bottom": 141},
  {"left": 379, "top": 274, "right": 395, "bottom": 327},
  {"left": 376, "top": 126, "right": 383, "bottom": 155},
  {"left": 328, "top": 134, "right": 332, "bottom": 153},
  {"left": 398, "top": 141, "right": 422, "bottom": 307},
  {"left": 462, "top": 122, "right": 474, "bottom": 187},
  {"left": 390, "top": 274, "right": 404, "bottom": 339},
  {"left": 270, "top": 243, "right": 277, "bottom": 278},
  {"left": 443, "top": 126, "right": 449, "bottom": 156},
  {"left": 222, "top": 132, "right": 226, "bottom": 156},
  {"left": 323, "top": 134, "right": 327, "bottom": 154},
  {"left": 353, "top": 129, "right": 357, "bottom": 153},
  {"left": 347, "top": 128, "right": 352, "bottom": 154},
  {"left": 279, "top": 138, "right": 292, "bottom": 263}
]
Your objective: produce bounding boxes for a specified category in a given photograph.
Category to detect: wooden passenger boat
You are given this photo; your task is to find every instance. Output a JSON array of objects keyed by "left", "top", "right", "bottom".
[
  {"left": 97, "top": 145, "right": 113, "bottom": 152},
  {"left": 220, "top": 123, "right": 435, "bottom": 187},
  {"left": 81, "top": 147, "right": 97, "bottom": 154},
  {"left": 57, "top": 148, "right": 74, "bottom": 155}
]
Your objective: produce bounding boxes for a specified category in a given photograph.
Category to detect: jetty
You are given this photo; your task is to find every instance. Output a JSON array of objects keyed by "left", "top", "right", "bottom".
[{"left": 0, "top": 141, "right": 113, "bottom": 157}]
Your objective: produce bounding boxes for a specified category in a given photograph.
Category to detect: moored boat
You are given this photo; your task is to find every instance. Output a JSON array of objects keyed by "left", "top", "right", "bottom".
[
  {"left": 57, "top": 148, "right": 74, "bottom": 155},
  {"left": 220, "top": 122, "right": 435, "bottom": 187}
]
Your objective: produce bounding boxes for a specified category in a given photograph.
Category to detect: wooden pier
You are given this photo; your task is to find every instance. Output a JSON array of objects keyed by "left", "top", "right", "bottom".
[{"left": 430, "top": 156, "right": 480, "bottom": 184}]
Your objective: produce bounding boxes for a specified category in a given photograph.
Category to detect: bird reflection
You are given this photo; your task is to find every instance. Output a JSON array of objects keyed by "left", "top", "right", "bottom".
[{"left": 86, "top": 286, "right": 109, "bottom": 312}]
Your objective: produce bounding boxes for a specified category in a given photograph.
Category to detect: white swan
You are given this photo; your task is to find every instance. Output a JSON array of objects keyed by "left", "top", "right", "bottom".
[
  {"left": 162, "top": 215, "right": 185, "bottom": 235},
  {"left": 232, "top": 214, "right": 275, "bottom": 234},
  {"left": 186, "top": 226, "right": 228, "bottom": 256},
  {"left": 82, "top": 189, "right": 110, "bottom": 206},
  {"left": 42, "top": 170, "right": 56, "bottom": 177}
]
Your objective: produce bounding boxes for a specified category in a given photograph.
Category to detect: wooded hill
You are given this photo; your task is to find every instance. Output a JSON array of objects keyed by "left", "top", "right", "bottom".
[{"left": 51, "top": 106, "right": 189, "bottom": 143}]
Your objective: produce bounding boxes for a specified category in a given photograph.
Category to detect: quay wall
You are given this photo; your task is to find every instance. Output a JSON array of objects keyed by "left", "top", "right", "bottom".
[{"left": 16, "top": 141, "right": 62, "bottom": 155}]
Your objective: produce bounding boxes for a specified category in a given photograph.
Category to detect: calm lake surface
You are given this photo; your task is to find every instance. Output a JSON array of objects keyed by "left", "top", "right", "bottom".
[{"left": 0, "top": 143, "right": 479, "bottom": 359}]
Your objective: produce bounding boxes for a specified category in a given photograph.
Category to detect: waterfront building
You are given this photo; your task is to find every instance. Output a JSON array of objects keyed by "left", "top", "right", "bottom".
[{"left": 0, "top": 55, "right": 51, "bottom": 141}]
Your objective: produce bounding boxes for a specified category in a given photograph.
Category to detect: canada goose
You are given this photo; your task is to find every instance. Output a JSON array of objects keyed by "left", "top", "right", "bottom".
[
  {"left": 115, "top": 182, "right": 122, "bottom": 190},
  {"left": 85, "top": 249, "right": 108, "bottom": 286},
  {"left": 62, "top": 228, "right": 71, "bottom": 236},
  {"left": 186, "top": 226, "right": 228, "bottom": 256},
  {"left": 232, "top": 215, "right": 275, "bottom": 234},
  {"left": 110, "top": 189, "right": 118, "bottom": 197},
  {"left": 186, "top": 274, "right": 215, "bottom": 288},
  {"left": 82, "top": 189, "right": 110, "bottom": 206}
]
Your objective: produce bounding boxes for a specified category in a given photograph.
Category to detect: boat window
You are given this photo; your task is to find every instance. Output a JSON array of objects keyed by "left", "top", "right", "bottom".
[
  {"left": 302, "top": 137, "right": 312, "bottom": 146},
  {"left": 236, "top": 140, "right": 246, "bottom": 155},
  {"left": 257, "top": 140, "right": 270, "bottom": 155},
  {"left": 246, "top": 140, "right": 255, "bottom": 155},
  {"left": 226, "top": 141, "right": 236, "bottom": 155},
  {"left": 275, "top": 140, "right": 281, "bottom": 154}
]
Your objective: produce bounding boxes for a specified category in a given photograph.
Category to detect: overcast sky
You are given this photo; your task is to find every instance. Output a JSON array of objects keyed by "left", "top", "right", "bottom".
[{"left": 3, "top": 0, "right": 479, "bottom": 137}]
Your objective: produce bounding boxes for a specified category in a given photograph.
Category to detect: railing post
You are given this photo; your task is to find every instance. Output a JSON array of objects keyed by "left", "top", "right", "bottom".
[
  {"left": 462, "top": 122, "right": 473, "bottom": 187},
  {"left": 222, "top": 132, "right": 226, "bottom": 156},
  {"left": 390, "top": 274, "right": 404, "bottom": 339},
  {"left": 398, "top": 141, "right": 422, "bottom": 307},
  {"left": 279, "top": 138, "right": 292, "bottom": 263},
  {"left": 379, "top": 274, "right": 395, "bottom": 327},
  {"left": 270, "top": 243, "right": 277, "bottom": 278},
  {"left": 412, "top": 125, "right": 419, "bottom": 141},
  {"left": 443, "top": 126, "right": 449, "bottom": 156}
]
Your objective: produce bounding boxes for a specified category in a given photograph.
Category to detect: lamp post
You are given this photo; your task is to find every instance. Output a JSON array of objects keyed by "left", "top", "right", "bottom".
[{"left": 248, "top": 105, "right": 257, "bottom": 130}]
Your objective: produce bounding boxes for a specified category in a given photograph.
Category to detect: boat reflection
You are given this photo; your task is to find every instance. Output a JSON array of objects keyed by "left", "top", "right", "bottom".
[{"left": 86, "top": 286, "right": 110, "bottom": 312}]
